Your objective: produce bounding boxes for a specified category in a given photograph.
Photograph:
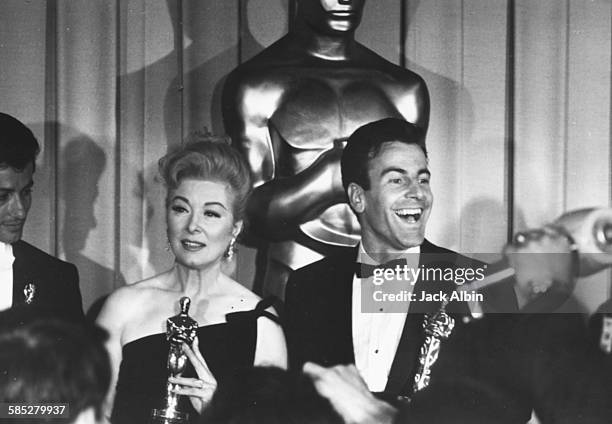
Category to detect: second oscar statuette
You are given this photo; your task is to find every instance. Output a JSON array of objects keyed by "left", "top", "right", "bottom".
[{"left": 150, "top": 297, "right": 198, "bottom": 424}]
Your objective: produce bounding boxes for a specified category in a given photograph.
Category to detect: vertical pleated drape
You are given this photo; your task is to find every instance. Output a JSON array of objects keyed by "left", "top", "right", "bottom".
[{"left": 1, "top": 0, "right": 610, "bottom": 312}]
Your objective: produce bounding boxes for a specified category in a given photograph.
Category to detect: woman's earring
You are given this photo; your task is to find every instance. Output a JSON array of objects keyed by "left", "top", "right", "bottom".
[
  {"left": 165, "top": 238, "right": 172, "bottom": 254},
  {"left": 225, "top": 236, "right": 237, "bottom": 261}
]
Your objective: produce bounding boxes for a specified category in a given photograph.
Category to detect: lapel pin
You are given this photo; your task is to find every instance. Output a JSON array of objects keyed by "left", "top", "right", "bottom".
[{"left": 24, "top": 283, "right": 36, "bottom": 305}]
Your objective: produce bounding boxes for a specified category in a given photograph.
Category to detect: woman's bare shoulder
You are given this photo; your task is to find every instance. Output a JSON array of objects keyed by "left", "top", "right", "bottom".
[
  {"left": 219, "top": 275, "right": 263, "bottom": 311},
  {"left": 218, "top": 277, "right": 284, "bottom": 323},
  {"left": 97, "top": 273, "right": 170, "bottom": 326}
]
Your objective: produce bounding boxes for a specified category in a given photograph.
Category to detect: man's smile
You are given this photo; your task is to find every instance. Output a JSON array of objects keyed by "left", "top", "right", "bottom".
[{"left": 394, "top": 207, "right": 424, "bottom": 224}]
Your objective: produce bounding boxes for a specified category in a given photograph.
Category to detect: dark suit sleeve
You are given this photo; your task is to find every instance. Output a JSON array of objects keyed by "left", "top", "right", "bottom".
[
  {"left": 284, "top": 254, "right": 355, "bottom": 371},
  {"left": 284, "top": 270, "right": 304, "bottom": 371},
  {"left": 479, "top": 258, "right": 520, "bottom": 313},
  {"left": 528, "top": 315, "right": 612, "bottom": 423}
]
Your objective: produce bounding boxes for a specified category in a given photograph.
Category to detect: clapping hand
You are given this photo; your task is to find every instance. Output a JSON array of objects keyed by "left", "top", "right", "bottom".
[
  {"left": 504, "top": 225, "right": 577, "bottom": 308},
  {"left": 169, "top": 336, "right": 217, "bottom": 414},
  {"left": 303, "top": 362, "right": 397, "bottom": 424}
]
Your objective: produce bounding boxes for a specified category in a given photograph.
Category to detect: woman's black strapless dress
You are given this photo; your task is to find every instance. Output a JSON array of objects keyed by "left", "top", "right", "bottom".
[{"left": 111, "top": 298, "right": 278, "bottom": 424}]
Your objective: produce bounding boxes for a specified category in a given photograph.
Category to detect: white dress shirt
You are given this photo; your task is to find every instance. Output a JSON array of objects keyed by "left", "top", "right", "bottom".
[
  {"left": 0, "top": 242, "right": 14, "bottom": 311},
  {"left": 352, "top": 243, "right": 420, "bottom": 392}
]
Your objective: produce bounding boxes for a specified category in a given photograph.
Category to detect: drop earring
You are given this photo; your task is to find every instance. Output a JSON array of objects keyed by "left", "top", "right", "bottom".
[{"left": 225, "top": 236, "right": 237, "bottom": 261}]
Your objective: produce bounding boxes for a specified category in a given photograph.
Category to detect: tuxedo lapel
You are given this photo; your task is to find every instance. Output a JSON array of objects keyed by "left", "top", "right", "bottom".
[
  {"left": 384, "top": 313, "right": 425, "bottom": 395},
  {"left": 384, "top": 240, "right": 441, "bottom": 396}
]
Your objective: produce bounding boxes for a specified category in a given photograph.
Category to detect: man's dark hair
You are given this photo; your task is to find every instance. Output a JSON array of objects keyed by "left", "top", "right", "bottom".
[
  {"left": 200, "top": 366, "right": 343, "bottom": 424},
  {"left": 0, "top": 112, "right": 40, "bottom": 171},
  {"left": 0, "top": 319, "right": 111, "bottom": 423},
  {"left": 341, "top": 118, "right": 427, "bottom": 192}
]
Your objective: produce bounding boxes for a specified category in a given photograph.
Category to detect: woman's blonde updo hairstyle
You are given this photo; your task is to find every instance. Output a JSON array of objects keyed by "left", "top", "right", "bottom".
[{"left": 158, "top": 132, "right": 252, "bottom": 222}]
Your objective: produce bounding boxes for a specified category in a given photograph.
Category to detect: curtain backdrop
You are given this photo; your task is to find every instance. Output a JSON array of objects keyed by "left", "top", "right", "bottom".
[{"left": 1, "top": 0, "right": 610, "bottom": 313}]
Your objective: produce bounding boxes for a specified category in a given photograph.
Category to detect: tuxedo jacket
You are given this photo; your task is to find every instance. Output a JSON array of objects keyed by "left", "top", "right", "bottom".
[
  {"left": 284, "top": 239, "right": 478, "bottom": 397},
  {"left": 8, "top": 240, "right": 83, "bottom": 323},
  {"left": 285, "top": 241, "right": 612, "bottom": 422},
  {"left": 424, "top": 312, "right": 612, "bottom": 423}
]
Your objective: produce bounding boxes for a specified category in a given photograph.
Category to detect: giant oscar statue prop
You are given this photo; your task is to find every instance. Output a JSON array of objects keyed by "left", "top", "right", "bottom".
[
  {"left": 150, "top": 297, "right": 198, "bottom": 424},
  {"left": 222, "top": 0, "right": 429, "bottom": 298}
]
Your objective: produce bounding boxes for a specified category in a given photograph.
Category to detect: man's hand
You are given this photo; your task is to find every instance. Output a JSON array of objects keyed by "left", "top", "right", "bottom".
[
  {"left": 303, "top": 362, "right": 397, "bottom": 424},
  {"left": 504, "top": 225, "right": 577, "bottom": 309}
]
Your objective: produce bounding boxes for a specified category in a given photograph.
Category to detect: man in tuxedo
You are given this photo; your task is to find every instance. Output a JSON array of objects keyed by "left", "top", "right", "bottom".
[
  {"left": 286, "top": 118, "right": 612, "bottom": 422},
  {"left": 285, "top": 118, "right": 483, "bottom": 397},
  {"left": 0, "top": 112, "right": 83, "bottom": 323}
]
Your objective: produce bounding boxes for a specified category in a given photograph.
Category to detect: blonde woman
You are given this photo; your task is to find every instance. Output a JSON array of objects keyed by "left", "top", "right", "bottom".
[{"left": 97, "top": 139, "right": 287, "bottom": 424}]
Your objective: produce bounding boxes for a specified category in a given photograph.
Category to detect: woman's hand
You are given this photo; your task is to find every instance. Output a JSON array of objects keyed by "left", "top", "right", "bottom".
[{"left": 169, "top": 336, "right": 217, "bottom": 414}]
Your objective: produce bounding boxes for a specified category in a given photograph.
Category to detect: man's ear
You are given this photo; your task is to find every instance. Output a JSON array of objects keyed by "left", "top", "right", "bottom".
[{"left": 347, "top": 183, "right": 365, "bottom": 213}]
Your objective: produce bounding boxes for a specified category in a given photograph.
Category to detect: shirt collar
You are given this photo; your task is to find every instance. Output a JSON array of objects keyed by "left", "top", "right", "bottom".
[
  {"left": 356, "top": 242, "right": 420, "bottom": 265},
  {"left": 0, "top": 241, "right": 15, "bottom": 270}
]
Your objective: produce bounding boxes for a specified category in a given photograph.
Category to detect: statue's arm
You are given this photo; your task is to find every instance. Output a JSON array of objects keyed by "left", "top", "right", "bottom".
[
  {"left": 222, "top": 76, "right": 346, "bottom": 241},
  {"left": 392, "top": 72, "right": 431, "bottom": 133},
  {"left": 412, "top": 76, "right": 430, "bottom": 132}
]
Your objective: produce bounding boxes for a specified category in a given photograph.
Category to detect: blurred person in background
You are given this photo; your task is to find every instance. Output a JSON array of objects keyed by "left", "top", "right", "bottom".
[
  {"left": 199, "top": 366, "right": 343, "bottom": 424},
  {"left": 0, "top": 317, "right": 110, "bottom": 424}
]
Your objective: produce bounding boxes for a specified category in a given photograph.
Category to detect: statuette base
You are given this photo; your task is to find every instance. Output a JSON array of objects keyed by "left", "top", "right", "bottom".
[{"left": 150, "top": 407, "right": 189, "bottom": 424}]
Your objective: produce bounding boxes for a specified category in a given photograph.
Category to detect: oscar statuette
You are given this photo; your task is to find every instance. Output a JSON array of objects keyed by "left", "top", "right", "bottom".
[
  {"left": 150, "top": 297, "right": 198, "bottom": 424},
  {"left": 412, "top": 303, "right": 455, "bottom": 394}
]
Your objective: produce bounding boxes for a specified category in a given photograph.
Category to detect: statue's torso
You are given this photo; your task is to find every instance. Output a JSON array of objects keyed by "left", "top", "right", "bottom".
[
  {"left": 273, "top": 70, "right": 404, "bottom": 165},
  {"left": 270, "top": 66, "right": 415, "bottom": 246},
  {"left": 231, "top": 51, "right": 426, "bottom": 252}
]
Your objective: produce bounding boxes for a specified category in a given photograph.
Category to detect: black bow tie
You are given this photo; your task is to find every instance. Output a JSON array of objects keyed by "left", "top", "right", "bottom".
[{"left": 355, "top": 258, "right": 407, "bottom": 278}]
